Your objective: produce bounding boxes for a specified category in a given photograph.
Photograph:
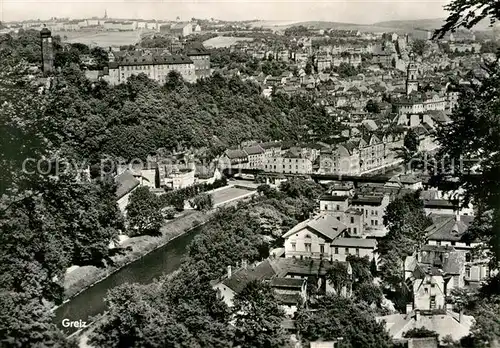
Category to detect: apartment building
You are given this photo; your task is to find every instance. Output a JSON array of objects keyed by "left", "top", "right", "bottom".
[{"left": 104, "top": 53, "right": 196, "bottom": 85}]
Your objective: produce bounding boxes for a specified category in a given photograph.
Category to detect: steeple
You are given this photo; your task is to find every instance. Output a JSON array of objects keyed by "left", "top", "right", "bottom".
[
  {"left": 406, "top": 52, "right": 418, "bottom": 96},
  {"left": 104, "top": 9, "right": 108, "bottom": 19},
  {"left": 40, "top": 25, "right": 54, "bottom": 74}
]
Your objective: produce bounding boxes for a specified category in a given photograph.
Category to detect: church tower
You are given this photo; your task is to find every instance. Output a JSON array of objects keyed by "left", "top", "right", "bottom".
[
  {"left": 406, "top": 52, "right": 418, "bottom": 96},
  {"left": 40, "top": 25, "right": 54, "bottom": 74}
]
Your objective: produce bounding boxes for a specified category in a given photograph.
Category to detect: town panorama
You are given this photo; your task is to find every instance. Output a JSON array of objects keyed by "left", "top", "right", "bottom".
[{"left": 1, "top": 1, "right": 500, "bottom": 347}]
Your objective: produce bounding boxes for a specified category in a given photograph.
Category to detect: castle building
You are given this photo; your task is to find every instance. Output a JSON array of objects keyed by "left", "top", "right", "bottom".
[{"left": 40, "top": 26, "right": 54, "bottom": 74}]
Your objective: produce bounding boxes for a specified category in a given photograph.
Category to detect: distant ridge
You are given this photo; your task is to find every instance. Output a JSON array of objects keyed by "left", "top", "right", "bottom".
[{"left": 251, "top": 18, "right": 494, "bottom": 33}]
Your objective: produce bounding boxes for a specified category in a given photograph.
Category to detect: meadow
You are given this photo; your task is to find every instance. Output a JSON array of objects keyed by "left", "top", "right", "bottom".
[{"left": 56, "top": 30, "right": 142, "bottom": 47}]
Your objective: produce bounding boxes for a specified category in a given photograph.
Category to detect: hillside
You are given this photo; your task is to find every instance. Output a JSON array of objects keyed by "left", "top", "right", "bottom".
[{"left": 251, "top": 18, "right": 495, "bottom": 34}]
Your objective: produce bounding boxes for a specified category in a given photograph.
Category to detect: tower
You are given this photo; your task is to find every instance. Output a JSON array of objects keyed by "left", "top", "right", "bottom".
[
  {"left": 406, "top": 53, "right": 418, "bottom": 96},
  {"left": 40, "top": 25, "right": 54, "bottom": 74},
  {"left": 104, "top": 9, "right": 108, "bottom": 19}
]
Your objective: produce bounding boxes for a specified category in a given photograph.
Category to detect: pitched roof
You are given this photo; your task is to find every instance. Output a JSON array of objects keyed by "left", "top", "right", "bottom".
[
  {"left": 331, "top": 237, "right": 377, "bottom": 248},
  {"left": 425, "top": 215, "right": 474, "bottom": 242},
  {"left": 117, "top": 54, "right": 193, "bottom": 66},
  {"left": 243, "top": 145, "right": 265, "bottom": 156},
  {"left": 282, "top": 214, "right": 346, "bottom": 241},
  {"left": 319, "top": 195, "right": 350, "bottom": 202},
  {"left": 225, "top": 149, "right": 248, "bottom": 159},
  {"left": 377, "top": 312, "right": 474, "bottom": 342},
  {"left": 269, "top": 277, "right": 305, "bottom": 289},
  {"left": 115, "top": 170, "right": 140, "bottom": 199},
  {"left": 350, "top": 195, "right": 384, "bottom": 206},
  {"left": 221, "top": 260, "right": 277, "bottom": 293},
  {"left": 270, "top": 257, "right": 346, "bottom": 277}
]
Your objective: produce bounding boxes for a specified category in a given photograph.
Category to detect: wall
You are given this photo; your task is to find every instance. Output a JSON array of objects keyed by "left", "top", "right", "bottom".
[{"left": 284, "top": 227, "right": 331, "bottom": 259}]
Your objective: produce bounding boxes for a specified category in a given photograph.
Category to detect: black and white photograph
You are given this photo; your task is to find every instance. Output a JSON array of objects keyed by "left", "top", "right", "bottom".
[{"left": 1, "top": 0, "right": 499, "bottom": 347}]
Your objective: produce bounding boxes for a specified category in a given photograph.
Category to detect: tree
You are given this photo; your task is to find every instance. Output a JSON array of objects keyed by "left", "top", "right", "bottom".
[
  {"left": 232, "top": 280, "right": 287, "bottom": 348},
  {"left": 412, "top": 39, "right": 427, "bottom": 56},
  {"left": 378, "top": 191, "right": 432, "bottom": 289},
  {"left": 365, "top": 99, "right": 381, "bottom": 114},
  {"left": 190, "top": 193, "right": 214, "bottom": 211},
  {"left": 0, "top": 292, "right": 77, "bottom": 348},
  {"left": 90, "top": 265, "right": 234, "bottom": 348},
  {"left": 403, "top": 327, "right": 439, "bottom": 339},
  {"left": 305, "top": 61, "right": 313, "bottom": 75},
  {"left": 404, "top": 128, "right": 420, "bottom": 153},
  {"left": 433, "top": 0, "right": 500, "bottom": 39},
  {"left": 126, "top": 186, "right": 164, "bottom": 236},
  {"left": 296, "top": 294, "right": 392, "bottom": 348},
  {"left": 355, "top": 282, "right": 383, "bottom": 307},
  {"left": 326, "top": 261, "right": 351, "bottom": 294}
]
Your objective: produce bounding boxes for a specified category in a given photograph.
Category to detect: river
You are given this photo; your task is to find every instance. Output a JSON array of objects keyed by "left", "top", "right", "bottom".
[{"left": 54, "top": 226, "right": 203, "bottom": 334}]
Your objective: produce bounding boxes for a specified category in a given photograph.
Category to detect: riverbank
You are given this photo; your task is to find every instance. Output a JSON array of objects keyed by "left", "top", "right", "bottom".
[
  {"left": 61, "top": 186, "right": 257, "bottom": 302},
  {"left": 62, "top": 210, "right": 208, "bottom": 300}
]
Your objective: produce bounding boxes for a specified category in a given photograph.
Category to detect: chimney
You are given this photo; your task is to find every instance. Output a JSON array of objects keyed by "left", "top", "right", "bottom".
[
  {"left": 242, "top": 259, "right": 248, "bottom": 269},
  {"left": 446, "top": 303, "right": 453, "bottom": 312},
  {"left": 455, "top": 211, "right": 460, "bottom": 222},
  {"left": 415, "top": 309, "right": 421, "bottom": 321},
  {"left": 227, "top": 265, "right": 232, "bottom": 279},
  {"left": 406, "top": 303, "right": 414, "bottom": 314},
  {"left": 459, "top": 310, "right": 463, "bottom": 323}
]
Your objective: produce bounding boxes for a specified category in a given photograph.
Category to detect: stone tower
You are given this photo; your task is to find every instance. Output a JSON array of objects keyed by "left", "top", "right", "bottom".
[
  {"left": 406, "top": 53, "right": 418, "bottom": 96},
  {"left": 40, "top": 25, "right": 54, "bottom": 74}
]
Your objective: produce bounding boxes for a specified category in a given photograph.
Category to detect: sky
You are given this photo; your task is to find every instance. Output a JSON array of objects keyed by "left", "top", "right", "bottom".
[{"left": 1, "top": 0, "right": 450, "bottom": 23}]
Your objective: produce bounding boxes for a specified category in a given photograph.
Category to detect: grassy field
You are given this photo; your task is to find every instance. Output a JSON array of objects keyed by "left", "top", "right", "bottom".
[
  {"left": 56, "top": 30, "right": 141, "bottom": 47},
  {"left": 211, "top": 186, "right": 255, "bottom": 205},
  {"left": 203, "top": 36, "right": 254, "bottom": 48}
]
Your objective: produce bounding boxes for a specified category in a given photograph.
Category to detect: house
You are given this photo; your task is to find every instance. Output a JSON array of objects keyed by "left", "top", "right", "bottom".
[
  {"left": 268, "top": 257, "right": 352, "bottom": 296},
  {"left": 219, "top": 149, "right": 249, "bottom": 169},
  {"left": 282, "top": 214, "right": 347, "bottom": 260},
  {"left": 194, "top": 164, "right": 222, "bottom": 185},
  {"left": 350, "top": 194, "right": 390, "bottom": 234},
  {"left": 106, "top": 53, "right": 196, "bottom": 84},
  {"left": 243, "top": 145, "right": 265, "bottom": 169},
  {"left": 263, "top": 150, "right": 313, "bottom": 175},
  {"left": 186, "top": 45, "right": 211, "bottom": 78},
  {"left": 163, "top": 168, "right": 195, "bottom": 190},
  {"left": 212, "top": 260, "right": 277, "bottom": 308},
  {"left": 117, "top": 163, "right": 157, "bottom": 188},
  {"left": 425, "top": 214, "right": 490, "bottom": 284},
  {"left": 269, "top": 278, "right": 307, "bottom": 316},
  {"left": 115, "top": 170, "right": 140, "bottom": 214},
  {"left": 170, "top": 22, "right": 193, "bottom": 37},
  {"left": 377, "top": 310, "right": 474, "bottom": 344},
  {"left": 330, "top": 237, "right": 377, "bottom": 262}
]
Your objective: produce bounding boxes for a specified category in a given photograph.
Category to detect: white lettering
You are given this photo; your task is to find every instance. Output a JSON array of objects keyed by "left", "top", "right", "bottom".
[{"left": 62, "top": 319, "right": 88, "bottom": 328}]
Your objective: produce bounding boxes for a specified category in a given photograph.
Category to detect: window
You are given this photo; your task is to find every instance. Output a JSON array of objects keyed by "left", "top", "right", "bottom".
[
  {"left": 424, "top": 287, "right": 428, "bottom": 294},
  {"left": 291, "top": 243, "right": 296, "bottom": 251},
  {"left": 436, "top": 241, "right": 441, "bottom": 246},
  {"left": 335, "top": 247, "right": 339, "bottom": 254},
  {"left": 350, "top": 217, "right": 354, "bottom": 224},
  {"left": 336, "top": 205, "right": 340, "bottom": 211},
  {"left": 324, "top": 205, "right": 328, "bottom": 211},
  {"left": 305, "top": 243, "right": 311, "bottom": 252},
  {"left": 356, "top": 248, "right": 360, "bottom": 256},
  {"left": 466, "top": 266, "right": 471, "bottom": 279},
  {"left": 353, "top": 227, "right": 357, "bottom": 234},
  {"left": 375, "top": 220, "right": 378, "bottom": 226},
  {"left": 320, "top": 245, "right": 325, "bottom": 254},
  {"left": 345, "top": 248, "right": 349, "bottom": 255}
]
